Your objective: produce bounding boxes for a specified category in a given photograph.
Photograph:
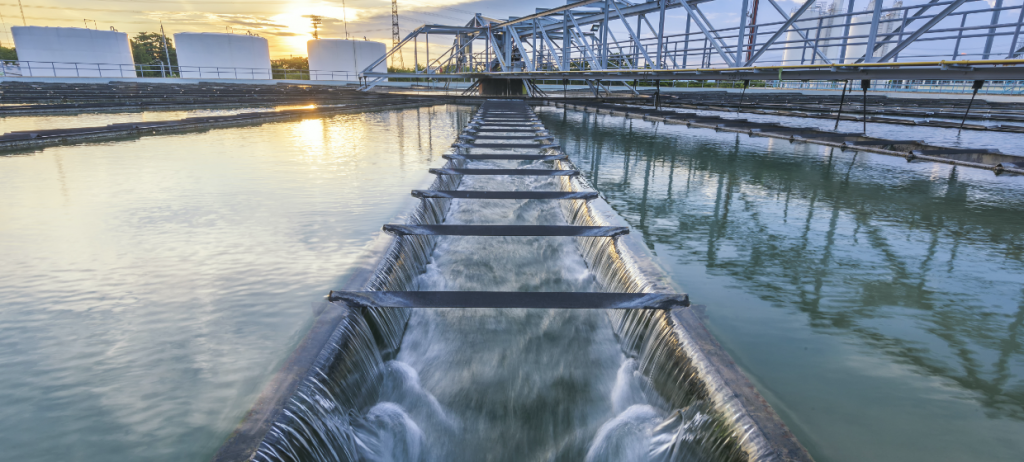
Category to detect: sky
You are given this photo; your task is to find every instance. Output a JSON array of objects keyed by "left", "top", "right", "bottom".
[
  {"left": 0, "top": 1, "right": 1019, "bottom": 61},
  {"left": 0, "top": 0, "right": 806, "bottom": 58}
]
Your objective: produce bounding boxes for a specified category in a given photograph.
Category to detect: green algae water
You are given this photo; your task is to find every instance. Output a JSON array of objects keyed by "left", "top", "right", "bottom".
[
  {"left": 539, "top": 106, "right": 1024, "bottom": 462},
  {"left": 0, "top": 105, "right": 470, "bottom": 461}
]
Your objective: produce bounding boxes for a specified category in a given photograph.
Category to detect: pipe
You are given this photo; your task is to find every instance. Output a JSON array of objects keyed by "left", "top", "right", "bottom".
[
  {"left": 861, "top": 79, "right": 870, "bottom": 134},
  {"left": 834, "top": 80, "right": 849, "bottom": 131},
  {"left": 958, "top": 79, "right": 985, "bottom": 134}
]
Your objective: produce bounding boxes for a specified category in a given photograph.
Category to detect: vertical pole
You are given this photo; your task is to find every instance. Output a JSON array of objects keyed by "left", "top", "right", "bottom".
[
  {"left": 160, "top": 22, "right": 172, "bottom": 73},
  {"left": 746, "top": 0, "right": 759, "bottom": 63},
  {"left": 563, "top": 12, "right": 570, "bottom": 70},
  {"left": 953, "top": 13, "right": 966, "bottom": 59},
  {"left": 504, "top": 27, "right": 512, "bottom": 71},
  {"left": 839, "top": 0, "right": 856, "bottom": 64},
  {"left": 601, "top": 1, "right": 610, "bottom": 69},
  {"left": 736, "top": 0, "right": 749, "bottom": 66},
  {"left": 656, "top": 0, "right": 667, "bottom": 69},
  {"left": 533, "top": 19, "right": 539, "bottom": 70},
  {"left": 982, "top": 0, "right": 1004, "bottom": 60},
  {"left": 415, "top": 36, "right": 419, "bottom": 73},
  {"left": 426, "top": 33, "right": 430, "bottom": 74},
  {"left": 683, "top": 14, "right": 691, "bottom": 68},
  {"left": 635, "top": 14, "right": 642, "bottom": 67},
  {"left": 864, "top": 0, "right": 883, "bottom": 63}
]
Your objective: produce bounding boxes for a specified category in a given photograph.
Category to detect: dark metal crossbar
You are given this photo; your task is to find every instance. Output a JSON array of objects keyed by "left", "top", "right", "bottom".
[
  {"left": 469, "top": 129, "right": 548, "bottom": 133},
  {"left": 443, "top": 154, "right": 566, "bottom": 160},
  {"left": 844, "top": 140, "right": 921, "bottom": 146},
  {"left": 411, "top": 190, "right": 598, "bottom": 200},
  {"left": 430, "top": 168, "right": 577, "bottom": 176},
  {"left": 326, "top": 291, "right": 687, "bottom": 309},
  {"left": 381, "top": 224, "right": 627, "bottom": 237},
  {"left": 465, "top": 143, "right": 556, "bottom": 148}
]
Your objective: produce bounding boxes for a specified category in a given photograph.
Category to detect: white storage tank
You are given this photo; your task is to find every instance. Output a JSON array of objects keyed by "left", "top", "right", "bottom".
[
  {"left": 11, "top": 26, "right": 135, "bottom": 78},
  {"left": 174, "top": 32, "right": 271, "bottom": 79},
  {"left": 782, "top": 5, "right": 821, "bottom": 65},
  {"left": 307, "top": 39, "right": 386, "bottom": 81}
]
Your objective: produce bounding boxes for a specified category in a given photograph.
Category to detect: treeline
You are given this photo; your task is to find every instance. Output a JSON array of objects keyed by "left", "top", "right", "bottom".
[
  {"left": 1, "top": 46, "right": 16, "bottom": 60},
  {"left": 130, "top": 32, "right": 177, "bottom": 67}
]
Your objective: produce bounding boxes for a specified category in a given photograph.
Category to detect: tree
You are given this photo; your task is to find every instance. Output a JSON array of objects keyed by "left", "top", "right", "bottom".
[
  {"left": 130, "top": 32, "right": 177, "bottom": 67},
  {"left": 0, "top": 46, "right": 15, "bottom": 60},
  {"left": 271, "top": 56, "right": 308, "bottom": 70}
]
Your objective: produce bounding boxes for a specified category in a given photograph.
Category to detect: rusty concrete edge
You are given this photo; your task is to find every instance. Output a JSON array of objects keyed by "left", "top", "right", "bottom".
[{"left": 210, "top": 232, "right": 397, "bottom": 462}]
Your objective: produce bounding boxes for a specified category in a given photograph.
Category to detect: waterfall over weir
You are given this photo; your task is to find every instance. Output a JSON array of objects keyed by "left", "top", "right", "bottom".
[{"left": 215, "top": 101, "right": 812, "bottom": 462}]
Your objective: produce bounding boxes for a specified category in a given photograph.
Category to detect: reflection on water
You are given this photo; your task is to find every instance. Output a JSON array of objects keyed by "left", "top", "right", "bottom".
[
  {"left": 0, "top": 105, "right": 468, "bottom": 462},
  {"left": 540, "top": 107, "right": 1024, "bottom": 462},
  {"left": 0, "top": 105, "right": 313, "bottom": 133}
]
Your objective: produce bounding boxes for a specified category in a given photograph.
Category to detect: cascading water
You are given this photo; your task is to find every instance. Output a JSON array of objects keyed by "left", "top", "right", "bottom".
[{"left": 246, "top": 101, "right": 801, "bottom": 462}]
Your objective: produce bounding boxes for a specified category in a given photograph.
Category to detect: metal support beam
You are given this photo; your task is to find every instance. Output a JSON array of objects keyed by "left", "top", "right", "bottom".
[
  {"left": 766, "top": 0, "right": 832, "bottom": 65},
  {"left": 877, "top": 0, "right": 969, "bottom": 63},
  {"left": 678, "top": 0, "right": 737, "bottom": 66},
  {"left": 745, "top": 0, "right": 816, "bottom": 66},
  {"left": 863, "top": 0, "right": 884, "bottom": 63}
]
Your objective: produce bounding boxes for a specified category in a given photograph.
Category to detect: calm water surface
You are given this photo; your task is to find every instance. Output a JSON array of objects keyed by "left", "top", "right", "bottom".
[
  {"left": 0, "top": 105, "right": 311, "bottom": 133},
  {"left": 540, "top": 106, "right": 1024, "bottom": 462},
  {"left": 0, "top": 105, "right": 468, "bottom": 461}
]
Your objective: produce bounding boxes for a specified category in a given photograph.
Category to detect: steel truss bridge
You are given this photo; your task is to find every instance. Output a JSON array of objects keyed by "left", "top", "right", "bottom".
[{"left": 360, "top": 0, "right": 1024, "bottom": 93}]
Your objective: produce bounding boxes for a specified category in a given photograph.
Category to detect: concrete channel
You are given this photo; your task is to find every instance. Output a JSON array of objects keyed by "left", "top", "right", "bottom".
[{"left": 211, "top": 100, "right": 814, "bottom": 462}]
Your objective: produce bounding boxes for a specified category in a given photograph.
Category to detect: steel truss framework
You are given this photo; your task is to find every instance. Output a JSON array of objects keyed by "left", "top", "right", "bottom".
[{"left": 360, "top": 0, "right": 1024, "bottom": 92}]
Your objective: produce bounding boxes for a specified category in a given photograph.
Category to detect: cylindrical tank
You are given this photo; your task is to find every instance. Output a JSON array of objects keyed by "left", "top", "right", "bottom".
[
  {"left": 11, "top": 26, "right": 135, "bottom": 78},
  {"left": 782, "top": 5, "right": 821, "bottom": 65},
  {"left": 307, "top": 39, "right": 386, "bottom": 81},
  {"left": 844, "top": 0, "right": 903, "bottom": 63},
  {"left": 174, "top": 32, "right": 271, "bottom": 79}
]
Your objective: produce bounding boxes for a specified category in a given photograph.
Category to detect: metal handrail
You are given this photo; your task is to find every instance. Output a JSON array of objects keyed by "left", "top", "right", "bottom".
[{"left": 0, "top": 59, "right": 359, "bottom": 81}]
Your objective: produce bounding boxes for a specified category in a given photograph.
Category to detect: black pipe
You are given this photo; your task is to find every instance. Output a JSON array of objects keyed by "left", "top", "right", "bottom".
[
  {"left": 738, "top": 80, "right": 750, "bottom": 108},
  {"left": 861, "top": 79, "right": 870, "bottom": 134},
  {"left": 959, "top": 80, "right": 985, "bottom": 135},
  {"left": 655, "top": 80, "right": 661, "bottom": 110},
  {"left": 834, "top": 80, "right": 849, "bottom": 131}
]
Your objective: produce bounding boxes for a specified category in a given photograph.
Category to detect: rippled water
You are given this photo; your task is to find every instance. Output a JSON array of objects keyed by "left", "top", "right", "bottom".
[
  {"left": 540, "top": 106, "right": 1024, "bottom": 462},
  {"left": 0, "top": 105, "right": 468, "bottom": 461}
]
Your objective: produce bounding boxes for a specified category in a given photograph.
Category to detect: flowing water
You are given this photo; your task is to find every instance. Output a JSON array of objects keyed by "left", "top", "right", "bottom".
[
  {"left": 254, "top": 105, "right": 750, "bottom": 462},
  {"left": 539, "top": 106, "right": 1024, "bottom": 462},
  {"left": 0, "top": 105, "right": 467, "bottom": 462}
]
